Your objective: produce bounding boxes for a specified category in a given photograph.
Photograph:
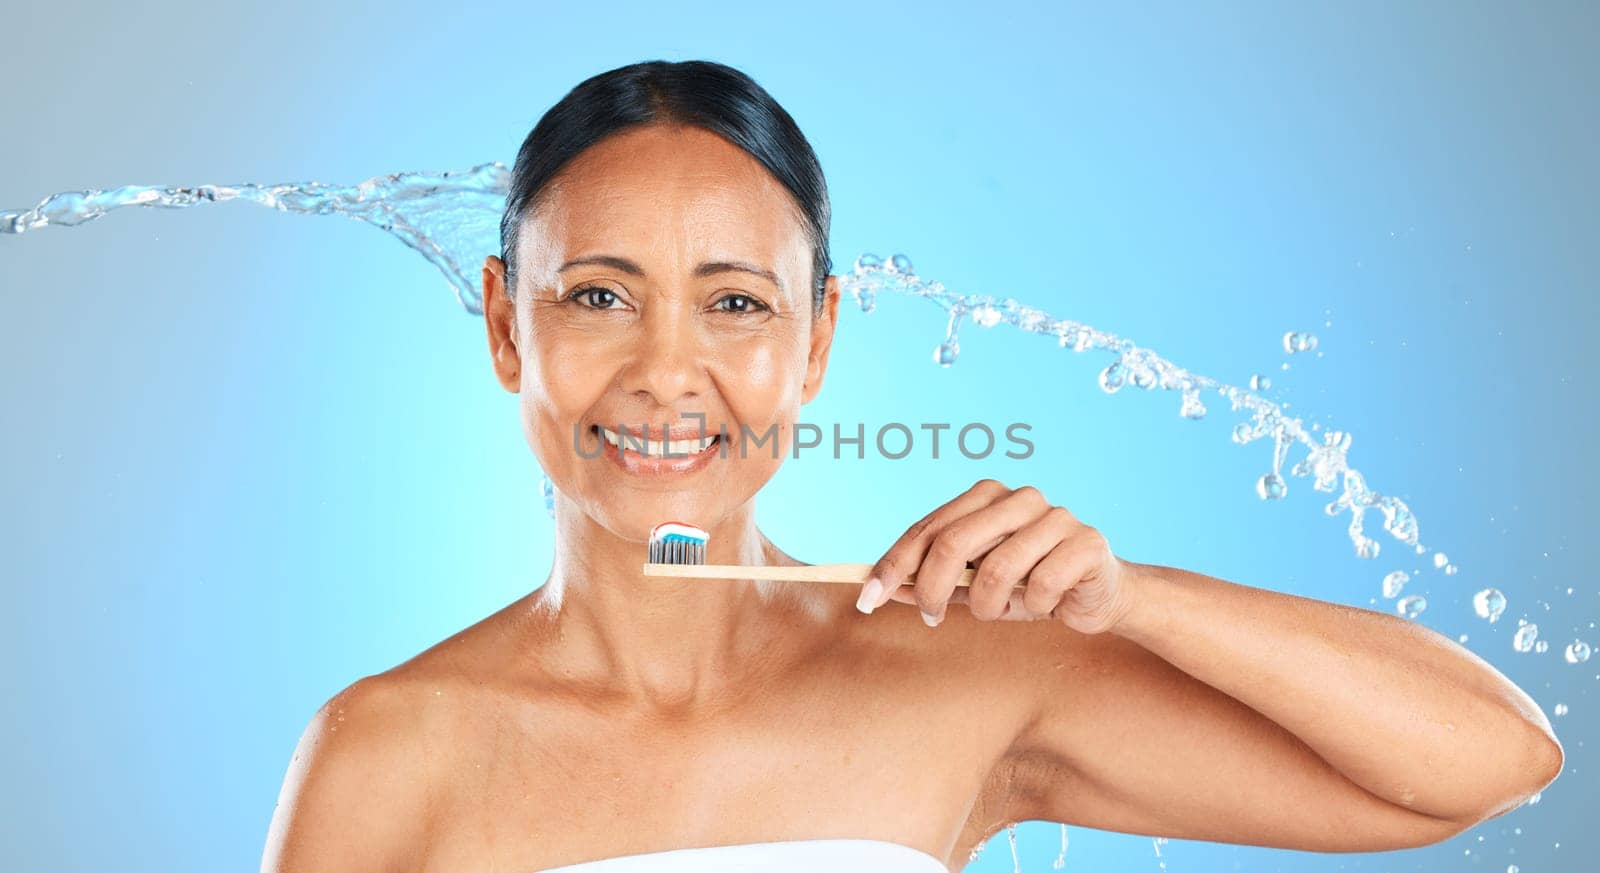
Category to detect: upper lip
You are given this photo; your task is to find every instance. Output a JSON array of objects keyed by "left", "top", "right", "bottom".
[{"left": 592, "top": 422, "right": 723, "bottom": 441}]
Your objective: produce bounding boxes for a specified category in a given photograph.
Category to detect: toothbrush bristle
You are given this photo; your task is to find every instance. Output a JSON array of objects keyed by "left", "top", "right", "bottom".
[{"left": 647, "top": 521, "right": 709, "bottom": 565}]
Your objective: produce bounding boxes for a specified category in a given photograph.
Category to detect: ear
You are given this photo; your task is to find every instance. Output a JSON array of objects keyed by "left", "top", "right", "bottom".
[
  {"left": 800, "top": 274, "right": 842, "bottom": 405},
  {"left": 483, "top": 255, "right": 521, "bottom": 393}
]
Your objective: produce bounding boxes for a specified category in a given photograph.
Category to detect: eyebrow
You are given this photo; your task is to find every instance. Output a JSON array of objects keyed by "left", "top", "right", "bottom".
[{"left": 558, "top": 254, "right": 784, "bottom": 293}]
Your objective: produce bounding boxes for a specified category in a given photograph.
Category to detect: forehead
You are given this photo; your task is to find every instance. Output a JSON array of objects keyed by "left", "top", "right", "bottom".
[{"left": 517, "top": 124, "right": 809, "bottom": 279}]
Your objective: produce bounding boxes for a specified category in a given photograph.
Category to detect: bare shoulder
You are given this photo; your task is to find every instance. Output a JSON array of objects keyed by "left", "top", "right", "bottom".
[{"left": 261, "top": 669, "right": 454, "bottom": 873}]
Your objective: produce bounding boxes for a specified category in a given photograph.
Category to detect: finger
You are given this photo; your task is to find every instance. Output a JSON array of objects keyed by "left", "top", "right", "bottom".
[
  {"left": 867, "top": 478, "right": 1011, "bottom": 611},
  {"left": 997, "top": 589, "right": 1048, "bottom": 621},
  {"left": 966, "top": 504, "right": 1076, "bottom": 621},
  {"left": 914, "top": 485, "right": 1053, "bottom": 624},
  {"left": 905, "top": 587, "right": 1043, "bottom": 622},
  {"left": 888, "top": 586, "right": 968, "bottom": 606},
  {"left": 1021, "top": 529, "right": 1103, "bottom": 616}
]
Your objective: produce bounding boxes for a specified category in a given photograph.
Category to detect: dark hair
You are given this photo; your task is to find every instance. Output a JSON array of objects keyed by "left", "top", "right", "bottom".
[{"left": 498, "top": 59, "right": 832, "bottom": 314}]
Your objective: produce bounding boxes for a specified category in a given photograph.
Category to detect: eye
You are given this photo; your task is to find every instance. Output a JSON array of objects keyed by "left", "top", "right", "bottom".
[
  {"left": 716, "top": 293, "right": 770, "bottom": 314},
  {"left": 566, "top": 284, "right": 624, "bottom": 310}
]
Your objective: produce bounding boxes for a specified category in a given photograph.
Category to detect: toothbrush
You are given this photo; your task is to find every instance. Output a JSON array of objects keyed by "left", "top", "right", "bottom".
[{"left": 643, "top": 521, "right": 979, "bottom": 587}]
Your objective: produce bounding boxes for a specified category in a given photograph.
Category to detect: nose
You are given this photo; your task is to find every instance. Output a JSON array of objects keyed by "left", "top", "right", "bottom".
[{"left": 618, "top": 300, "right": 707, "bottom": 406}]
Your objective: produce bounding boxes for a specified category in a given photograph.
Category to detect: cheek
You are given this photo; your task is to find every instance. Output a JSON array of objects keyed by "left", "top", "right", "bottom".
[
  {"left": 711, "top": 333, "right": 808, "bottom": 421},
  {"left": 518, "top": 331, "right": 611, "bottom": 455}
]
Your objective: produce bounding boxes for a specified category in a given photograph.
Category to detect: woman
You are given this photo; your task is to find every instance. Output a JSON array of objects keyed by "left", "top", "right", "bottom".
[{"left": 261, "top": 60, "right": 1562, "bottom": 873}]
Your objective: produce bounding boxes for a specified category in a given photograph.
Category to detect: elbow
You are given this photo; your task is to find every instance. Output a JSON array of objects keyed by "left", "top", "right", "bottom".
[
  {"left": 1453, "top": 722, "right": 1565, "bottom": 828},
  {"left": 1527, "top": 727, "right": 1565, "bottom": 794},
  {"left": 1510, "top": 717, "right": 1564, "bottom": 803}
]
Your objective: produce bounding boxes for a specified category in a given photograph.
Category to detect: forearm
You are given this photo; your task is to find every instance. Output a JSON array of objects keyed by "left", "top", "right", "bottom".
[{"left": 1110, "top": 559, "right": 1564, "bottom": 823}]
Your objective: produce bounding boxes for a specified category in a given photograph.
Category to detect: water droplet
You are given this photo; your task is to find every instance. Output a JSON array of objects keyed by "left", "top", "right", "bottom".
[
  {"left": 1282, "top": 331, "right": 1319, "bottom": 353},
  {"left": 1397, "top": 594, "right": 1427, "bottom": 618},
  {"left": 540, "top": 474, "right": 556, "bottom": 517},
  {"left": 1554, "top": 703, "right": 1568, "bottom": 717},
  {"left": 1565, "top": 640, "right": 1592, "bottom": 663},
  {"left": 1098, "top": 361, "right": 1128, "bottom": 393},
  {"left": 1535, "top": 640, "right": 1549, "bottom": 654},
  {"left": 1433, "top": 552, "right": 1450, "bottom": 569},
  {"left": 887, "top": 253, "right": 914, "bottom": 274},
  {"left": 853, "top": 252, "right": 882, "bottom": 273},
  {"left": 972, "top": 304, "right": 1002, "bottom": 327},
  {"left": 1257, "top": 472, "right": 1287, "bottom": 500},
  {"left": 1473, "top": 588, "right": 1506, "bottom": 623},
  {"left": 1507, "top": 865, "right": 1520, "bottom": 873},
  {"left": 1382, "top": 570, "right": 1410, "bottom": 598},
  {"left": 934, "top": 341, "right": 959, "bottom": 367},
  {"left": 1513, "top": 623, "right": 1539, "bottom": 653},
  {"left": 1250, "top": 374, "right": 1271, "bottom": 391},
  {"left": 1526, "top": 791, "right": 1540, "bottom": 805},
  {"left": 1444, "top": 564, "right": 1459, "bottom": 575},
  {"left": 1179, "top": 389, "right": 1207, "bottom": 419}
]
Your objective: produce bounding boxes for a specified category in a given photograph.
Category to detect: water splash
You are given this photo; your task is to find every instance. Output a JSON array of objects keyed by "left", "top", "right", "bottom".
[
  {"left": 3, "top": 164, "right": 1441, "bottom": 570},
  {"left": 1, "top": 163, "right": 510, "bottom": 315},
  {"left": 844, "top": 251, "right": 1433, "bottom": 566}
]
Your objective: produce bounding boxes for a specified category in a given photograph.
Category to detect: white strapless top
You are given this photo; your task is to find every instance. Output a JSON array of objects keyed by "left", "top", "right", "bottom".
[{"left": 531, "top": 838, "right": 947, "bottom": 872}]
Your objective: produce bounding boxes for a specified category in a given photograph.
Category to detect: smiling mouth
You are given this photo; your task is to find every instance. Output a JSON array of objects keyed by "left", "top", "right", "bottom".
[{"left": 591, "top": 425, "right": 722, "bottom": 458}]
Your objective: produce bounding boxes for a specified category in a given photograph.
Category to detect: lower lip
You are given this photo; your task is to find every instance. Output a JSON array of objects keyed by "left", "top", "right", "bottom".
[{"left": 597, "top": 429, "right": 723, "bottom": 476}]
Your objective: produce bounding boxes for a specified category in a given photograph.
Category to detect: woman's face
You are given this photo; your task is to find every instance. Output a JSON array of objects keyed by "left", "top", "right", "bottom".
[{"left": 482, "top": 123, "right": 840, "bottom": 544}]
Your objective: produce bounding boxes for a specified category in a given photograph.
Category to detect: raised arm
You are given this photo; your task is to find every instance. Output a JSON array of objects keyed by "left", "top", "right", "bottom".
[
  {"left": 1006, "top": 561, "right": 1563, "bottom": 851},
  {"left": 261, "top": 676, "right": 435, "bottom": 873}
]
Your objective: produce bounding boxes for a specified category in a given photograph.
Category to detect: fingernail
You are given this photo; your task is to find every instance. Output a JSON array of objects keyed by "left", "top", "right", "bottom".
[
  {"left": 856, "top": 577, "right": 884, "bottom": 614},
  {"left": 921, "top": 609, "right": 941, "bottom": 627}
]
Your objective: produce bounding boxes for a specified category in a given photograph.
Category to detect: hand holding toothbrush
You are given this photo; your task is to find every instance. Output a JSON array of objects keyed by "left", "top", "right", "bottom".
[
  {"left": 643, "top": 477, "right": 1140, "bottom": 633},
  {"left": 857, "top": 477, "right": 1139, "bottom": 632}
]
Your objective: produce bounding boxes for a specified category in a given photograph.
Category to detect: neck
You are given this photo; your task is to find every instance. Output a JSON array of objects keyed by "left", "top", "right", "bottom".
[{"left": 529, "top": 492, "right": 823, "bottom": 709}]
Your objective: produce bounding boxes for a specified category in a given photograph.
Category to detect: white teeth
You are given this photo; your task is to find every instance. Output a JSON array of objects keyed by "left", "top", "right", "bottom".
[{"left": 598, "top": 426, "right": 717, "bottom": 457}]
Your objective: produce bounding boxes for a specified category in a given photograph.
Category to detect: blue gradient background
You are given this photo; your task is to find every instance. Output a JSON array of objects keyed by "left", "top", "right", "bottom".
[{"left": 2, "top": 2, "right": 1595, "bottom": 871}]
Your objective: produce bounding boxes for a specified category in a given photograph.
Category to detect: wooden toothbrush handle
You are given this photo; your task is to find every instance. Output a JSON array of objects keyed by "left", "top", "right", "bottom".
[{"left": 640, "top": 562, "right": 978, "bottom": 587}]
